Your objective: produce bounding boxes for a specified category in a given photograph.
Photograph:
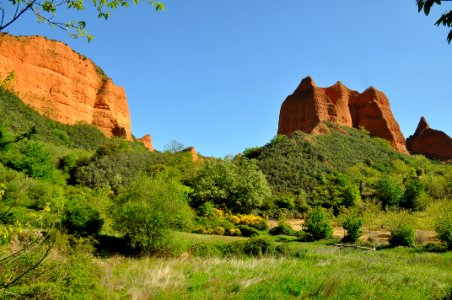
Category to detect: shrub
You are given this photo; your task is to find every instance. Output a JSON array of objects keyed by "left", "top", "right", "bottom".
[
  {"left": 435, "top": 208, "right": 452, "bottom": 250},
  {"left": 62, "top": 195, "right": 104, "bottom": 237},
  {"left": 402, "top": 178, "right": 426, "bottom": 211},
  {"left": 274, "top": 195, "right": 295, "bottom": 210},
  {"left": 389, "top": 222, "right": 415, "bottom": 247},
  {"left": 342, "top": 213, "right": 363, "bottom": 243},
  {"left": 4, "top": 141, "right": 58, "bottom": 182},
  {"left": 304, "top": 207, "right": 333, "bottom": 240},
  {"left": 113, "top": 175, "right": 194, "bottom": 253},
  {"left": 342, "top": 185, "right": 360, "bottom": 207},
  {"left": 377, "top": 177, "right": 404, "bottom": 209},
  {"left": 227, "top": 213, "right": 268, "bottom": 230},
  {"left": 237, "top": 225, "right": 260, "bottom": 237},
  {"left": 189, "top": 158, "right": 271, "bottom": 213},
  {"left": 228, "top": 237, "right": 277, "bottom": 257},
  {"left": 269, "top": 223, "right": 296, "bottom": 236}
]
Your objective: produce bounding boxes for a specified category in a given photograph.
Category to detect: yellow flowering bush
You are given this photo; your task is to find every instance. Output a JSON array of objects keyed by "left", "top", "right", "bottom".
[{"left": 227, "top": 214, "right": 268, "bottom": 230}]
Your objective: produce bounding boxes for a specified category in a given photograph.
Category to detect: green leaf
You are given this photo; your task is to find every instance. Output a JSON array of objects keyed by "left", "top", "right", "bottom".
[
  {"left": 42, "top": 1, "right": 56, "bottom": 14},
  {"left": 152, "top": 1, "right": 165, "bottom": 11},
  {"left": 417, "top": 0, "right": 424, "bottom": 13}
]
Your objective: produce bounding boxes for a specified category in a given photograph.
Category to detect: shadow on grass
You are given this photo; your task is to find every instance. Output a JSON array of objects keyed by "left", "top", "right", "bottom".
[{"left": 94, "top": 235, "right": 140, "bottom": 258}]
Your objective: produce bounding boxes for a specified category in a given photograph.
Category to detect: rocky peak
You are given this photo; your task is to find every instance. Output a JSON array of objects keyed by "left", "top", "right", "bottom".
[
  {"left": 414, "top": 116, "right": 430, "bottom": 135},
  {"left": 137, "top": 134, "right": 154, "bottom": 151},
  {"left": 278, "top": 76, "right": 408, "bottom": 153},
  {"left": 407, "top": 117, "right": 452, "bottom": 161},
  {"left": 183, "top": 147, "right": 199, "bottom": 161},
  {"left": 295, "top": 76, "right": 317, "bottom": 92},
  {"left": 0, "top": 33, "right": 132, "bottom": 140}
]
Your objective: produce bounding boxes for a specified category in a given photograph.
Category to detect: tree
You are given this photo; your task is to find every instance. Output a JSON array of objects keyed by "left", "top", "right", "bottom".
[
  {"left": 417, "top": 0, "right": 452, "bottom": 43},
  {"left": 189, "top": 158, "right": 272, "bottom": 214},
  {"left": 304, "top": 207, "right": 333, "bottom": 241},
  {"left": 113, "top": 175, "right": 194, "bottom": 253},
  {"left": 0, "top": 0, "right": 165, "bottom": 41}
]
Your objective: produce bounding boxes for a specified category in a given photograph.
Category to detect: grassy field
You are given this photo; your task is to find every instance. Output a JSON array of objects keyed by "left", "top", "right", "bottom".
[{"left": 91, "top": 233, "right": 452, "bottom": 300}]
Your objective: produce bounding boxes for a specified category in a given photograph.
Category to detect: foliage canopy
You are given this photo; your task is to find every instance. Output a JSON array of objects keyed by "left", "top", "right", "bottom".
[{"left": 0, "top": 0, "right": 165, "bottom": 41}]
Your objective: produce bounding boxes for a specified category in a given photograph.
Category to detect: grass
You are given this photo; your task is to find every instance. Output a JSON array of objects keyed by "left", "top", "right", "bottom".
[{"left": 93, "top": 239, "right": 452, "bottom": 299}]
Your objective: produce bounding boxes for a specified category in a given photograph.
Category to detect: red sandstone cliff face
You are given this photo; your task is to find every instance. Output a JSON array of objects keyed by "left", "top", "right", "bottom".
[
  {"left": 406, "top": 117, "right": 452, "bottom": 161},
  {"left": 278, "top": 77, "right": 408, "bottom": 153},
  {"left": 0, "top": 33, "right": 132, "bottom": 140},
  {"left": 137, "top": 134, "right": 154, "bottom": 151},
  {"left": 183, "top": 147, "right": 199, "bottom": 161}
]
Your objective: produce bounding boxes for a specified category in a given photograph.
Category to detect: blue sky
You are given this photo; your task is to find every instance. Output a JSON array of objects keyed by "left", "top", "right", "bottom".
[{"left": 4, "top": 1, "right": 451, "bottom": 157}]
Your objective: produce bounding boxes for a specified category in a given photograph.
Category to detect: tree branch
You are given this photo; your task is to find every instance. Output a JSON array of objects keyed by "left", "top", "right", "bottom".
[{"left": 0, "top": 0, "right": 37, "bottom": 31}]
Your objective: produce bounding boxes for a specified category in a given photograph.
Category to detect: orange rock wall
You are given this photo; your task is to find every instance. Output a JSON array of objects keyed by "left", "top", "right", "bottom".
[
  {"left": 406, "top": 117, "right": 452, "bottom": 161},
  {"left": 0, "top": 33, "right": 132, "bottom": 140},
  {"left": 137, "top": 134, "right": 154, "bottom": 151},
  {"left": 278, "top": 77, "right": 408, "bottom": 153}
]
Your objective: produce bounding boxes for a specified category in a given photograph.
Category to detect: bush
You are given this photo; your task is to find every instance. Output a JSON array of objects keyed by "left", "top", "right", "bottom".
[
  {"left": 377, "top": 177, "right": 404, "bottom": 209},
  {"left": 237, "top": 225, "right": 260, "bottom": 237},
  {"left": 228, "top": 237, "right": 278, "bottom": 257},
  {"left": 274, "top": 195, "right": 296, "bottom": 210},
  {"left": 269, "top": 223, "right": 296, "bottom": 236},
  {"left": 342, "top": 213, "right": 363, "bottom": 243},
  {"left": 4, "top": 141, "right": 58, "bottom": 182},
  {"left": 62, "top": 195, "right": 104, "bottom": 237},
  {"left": 402, "top": 178, "right": 426, "bottom": 211},
  {"left": 113, "top": 175, "right": 194, "bottom": 253},
  {"left": 227, "top": 213, "right": 268, "bottom": 230},
  {"left": 304, "top": 207, "right": 333, "bottom": 240},
  {"left": 189, "top": 158, "right": 271, "bottom": 213},
  {"left": 435, "top": 208, "right": 452, "bottom": 250},
  {"left": 389, "top": 222, "right": 415, "bottom": 247}
]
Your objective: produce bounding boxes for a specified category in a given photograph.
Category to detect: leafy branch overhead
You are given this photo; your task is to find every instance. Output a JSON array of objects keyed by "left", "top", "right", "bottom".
[
  {"left": 417, "top": 0, "right": 452, "bottom": 43},
  {"left": 0, "top": 0, "right": 165, "bottom": 41}
]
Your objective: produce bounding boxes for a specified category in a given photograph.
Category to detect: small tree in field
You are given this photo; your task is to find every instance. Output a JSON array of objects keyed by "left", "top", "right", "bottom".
[
  {"left": 435, "top": 208, "right": 452, "bottom": 250},
  {"left": 304, "top": 207, "right": 333, "bottom": 240},
  {"left": 342, "top": 213, "right": 363, "bottom": 243},
  {"left": 113, "top": 175, "right": 194, "bottom": 253}
]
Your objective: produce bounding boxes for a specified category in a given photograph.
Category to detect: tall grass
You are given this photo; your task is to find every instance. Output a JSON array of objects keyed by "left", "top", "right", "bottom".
[{"left": 94, "top": 243, "right": 452, "bottom": 299}]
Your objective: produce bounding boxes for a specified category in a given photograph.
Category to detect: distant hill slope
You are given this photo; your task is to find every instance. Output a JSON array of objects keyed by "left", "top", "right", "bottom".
[
  {"left": 0, "top": 87, "right": 107, "bottom": 150},
  {"left": 246, "top": 123, "right": 406, "bottom": 196}
]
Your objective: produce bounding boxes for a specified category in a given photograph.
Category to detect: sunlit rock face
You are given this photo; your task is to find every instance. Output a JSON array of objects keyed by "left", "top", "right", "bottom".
[
  {"left": 138, "top": 134, "right": 154, "bottom": 151},
  {"left": 0, "top": 33, "right": 132, "bottom": 140},
  {"left": 407, "top": 117, "right": 452, "bottom": 161},
  {"left": 277, "top": 76, "right": 408, "bottom": 153}
]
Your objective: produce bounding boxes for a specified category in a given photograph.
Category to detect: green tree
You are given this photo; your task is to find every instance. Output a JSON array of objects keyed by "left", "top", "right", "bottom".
[
  {"left": 435, "top": 208, "right": 452, "bottom": 250},
  {"left": 342, "top": 213, "right": 363, "bottom": 243},
  {"left": 304, "top": 207, "right": 333, "bottom": 240},
  {"left": 377, "top": 176, "right": 404, "bottom": 209},
  {"left": 0, "top": 0, "right": 164, "bottom": 41},
  {"left": 417, "top": 0, "right": 452, "bottom": 43},
  {"left": 189, "top": 158, "right": 271, "bottom": 214},
  {"left": 113, "top": 175, "right": 194, "bottom": 252}
]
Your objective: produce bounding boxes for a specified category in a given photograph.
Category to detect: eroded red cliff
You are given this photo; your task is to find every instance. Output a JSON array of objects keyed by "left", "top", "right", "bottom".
[
  {"left": 406, "top": 117, "right": 452, "bottom": 161},
  {"left": 0, "top": 33, "right": 132, "bottom": 140},
  {"left": 137, "top": 134, "right": 154, "bottom": 151},
  {"left": 278, "top": 76, "right": 408, "bottom": 153}
]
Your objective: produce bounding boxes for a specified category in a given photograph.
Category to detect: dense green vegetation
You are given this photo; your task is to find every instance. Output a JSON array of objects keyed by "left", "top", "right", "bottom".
[{"left": 1, "top": 86, "right": 451, "bottom": 298}]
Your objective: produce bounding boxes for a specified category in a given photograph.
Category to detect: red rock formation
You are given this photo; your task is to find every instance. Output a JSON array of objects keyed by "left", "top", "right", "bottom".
[
  {"left": 278, "top": 76, "right": 408, "bottom": 153},
  {"left": 183, "top": 147, "right": 199, "bottom": 161},
  {"left": 0, "top": 33, "right": 132, "bottom": 140},
  {"left": 137, "top": 134, "right": 154, "bottom": 151},
  {"left": 406, "top": 117, "right": 452, "bottom": 161}
]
